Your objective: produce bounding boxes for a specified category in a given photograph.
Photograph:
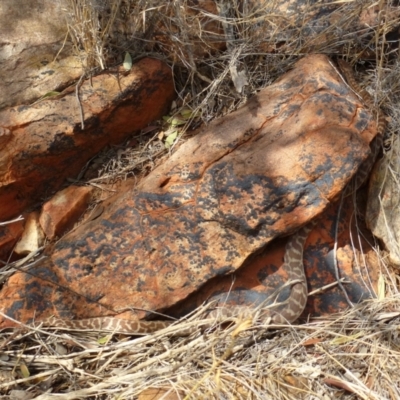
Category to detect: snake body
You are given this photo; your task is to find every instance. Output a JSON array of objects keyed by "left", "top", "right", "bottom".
[{"left": 43, "top": 60, "right": 385, "bottom": 334}]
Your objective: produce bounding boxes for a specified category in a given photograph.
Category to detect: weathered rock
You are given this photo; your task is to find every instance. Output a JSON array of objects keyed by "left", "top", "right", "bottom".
[
  {"left": 39, "top": 186, "right": 93, "bottom": 240},
  {"left": 0, "top": 57, "right": 175, "bottom": 221},
  {"left": 14, "top": 212, "right": 44, "bottom": 255},
  {"left": 0, "top": 0, "right": 83, "bottom": 109},
  {"left": 0, "top": 54, "right": 378, "bottom": 327},
  {"left": 171, "top": 194, "right": 380, "bottom": 319},
  {"left": 366, "top": 144, "right": 400, "bottom": 266},
  {"left": 0, "top": 218, "right": 24, "bottom": 261}
]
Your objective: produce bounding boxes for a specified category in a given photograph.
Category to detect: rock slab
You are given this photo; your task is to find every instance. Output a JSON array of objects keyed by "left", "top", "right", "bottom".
[
  {"left": 0, "top": 55, "right": 378, "bottom": 327},
  {"left": 0, "top": 58, "right": 175, "bottom": 221}
]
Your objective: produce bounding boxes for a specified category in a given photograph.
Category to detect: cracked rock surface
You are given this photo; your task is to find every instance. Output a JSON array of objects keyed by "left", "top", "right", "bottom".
[{"left": 0, "top": 55, "right": 380, "bottom": 327}]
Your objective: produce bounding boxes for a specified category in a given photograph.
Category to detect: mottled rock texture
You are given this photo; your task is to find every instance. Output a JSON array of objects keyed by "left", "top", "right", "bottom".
[
  {"left": 0, "top": 58, "right": 175, "bottom": 221},
  {"left": 39, "top": 186, "right": 93, "bottom": 240},
  {"left": 0, "top": 219, "right": 24, "bottom": 261},
  {"left": 0, "top": 55, "right": 379, "bottom": 328},
  {"left": 172, "top": 195, "right": 380, "bottom": 319}
]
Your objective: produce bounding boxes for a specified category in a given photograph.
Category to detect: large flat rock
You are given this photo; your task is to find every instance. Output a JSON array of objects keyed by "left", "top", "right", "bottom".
[
  {"left": 0, "top": 55, "right": 378, "bottom": 327},
  {"left": 0, "top": 58, "right": 175, "bottom": 220}
]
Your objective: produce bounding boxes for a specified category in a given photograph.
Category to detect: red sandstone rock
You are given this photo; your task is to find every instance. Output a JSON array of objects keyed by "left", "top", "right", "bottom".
[
  {"left": 0, "top": 57, "right": 175, "bottom": 221},
  {"left": 0, "top": 218, "right": 24, "bottom": 262},
  {"left": 0, "top": 55, "right": 379, "bottom": 327},
  {"left": 172, "top": 195, "right": 379, "bottom": 319},
  {"left": 39, "top": 186, "right": 93, "bottom": 240}
]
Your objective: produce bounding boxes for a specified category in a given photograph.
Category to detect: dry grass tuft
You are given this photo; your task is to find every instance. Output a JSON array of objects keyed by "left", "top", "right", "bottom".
[
  {"left": 2, "top": 0, "right": 400, "bottom": 398},
  {"left": 61, "top": 0, "right": 400, "bottom": 182}
]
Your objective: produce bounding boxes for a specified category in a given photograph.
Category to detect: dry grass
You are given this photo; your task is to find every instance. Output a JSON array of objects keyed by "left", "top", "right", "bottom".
[
  {"left": 2, "top": 0, "right": 400, "bottom": 398},
  {"left": 2, "top": 297, "right": 400, "bottom": 398}
]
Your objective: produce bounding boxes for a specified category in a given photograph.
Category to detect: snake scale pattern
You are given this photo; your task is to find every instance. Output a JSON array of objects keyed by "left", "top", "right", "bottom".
[{"left": 43, "top": 59, "right": 386, "bottom": 334}]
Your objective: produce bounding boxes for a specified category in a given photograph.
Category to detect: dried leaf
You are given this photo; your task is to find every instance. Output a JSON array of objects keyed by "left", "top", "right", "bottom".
[
  {"left": 180, "top": 109, "right": 200, "bottom": 120},
  {"left": 163, "top": 115, "right": 186, "bottom": 127},
  {"left": 165, "top": 131, "right": 178, "bottom": 148},
  {"left": 230, "top": 64, "right": 248, "bottom": 93},
  {"left": 158, "top": 131, "right": 165, "bottom": 140},
  {"left": 55, "top": 343, "right": 68, "bottom": 355},
  {"left": 19, "top": 362, "right": 30, "bottom": 378},
  {"left": 302, "top": 337, "right": 323, "bottom": 346},
  {"left": 123, "top": 52, "right": 132, "bottom": 71},
  {"left": 331, "top": 331, "right": 363, "bottom": 345},
  {"left": 41, "top": 91, "right": 61, "bottom": 98},
  {"left": 97, "top": 335, "right": 111, "bottom": 345}
]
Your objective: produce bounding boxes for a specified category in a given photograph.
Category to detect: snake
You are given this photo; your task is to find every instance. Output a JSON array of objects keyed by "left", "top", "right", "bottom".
[{"left": 42, "top": 59, "right": 386, "bottom": 334}]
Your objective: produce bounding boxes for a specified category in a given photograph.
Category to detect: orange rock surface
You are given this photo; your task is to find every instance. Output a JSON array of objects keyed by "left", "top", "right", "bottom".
[
  {"left": 0, "top": 55, "right": 379, "bottom": 328},
  {"left": 39, "top": 186, "right": 93, "bottom": 240},
  {"left": 0, "top": 58, "right": 175, "bottom": 221}
]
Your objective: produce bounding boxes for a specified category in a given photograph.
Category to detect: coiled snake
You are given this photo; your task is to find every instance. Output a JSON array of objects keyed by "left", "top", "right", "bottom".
[{"left": 43, "top": 59, "right": 386, "bottom": 334}]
